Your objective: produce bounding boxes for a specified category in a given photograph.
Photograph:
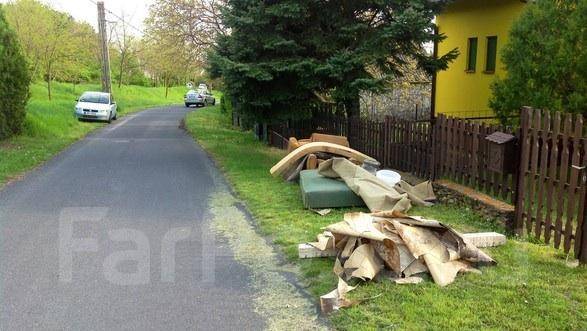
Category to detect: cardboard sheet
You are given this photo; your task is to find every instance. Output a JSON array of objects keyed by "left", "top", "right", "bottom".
[{"left": 318, "top": 158, "right": 433, "bottom": 213}]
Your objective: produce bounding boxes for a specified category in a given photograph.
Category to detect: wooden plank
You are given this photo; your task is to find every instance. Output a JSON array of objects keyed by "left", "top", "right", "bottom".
[
  {"left": 575, "top": 137, "right": 587, "bottom": 260},
  {"left": 270, "top": 142, "right": 375, "bottom": 176},
  {"left": 564, "top": 114, "right": 583, "bottom": 252},
  {"left": 554, "top": 114, "right": 573, "bottom": 248},
  {"left": 534, "top": 111, "right": 551, "bottom": 238},
  {"left": 526, "top": 111, "right": 541, "bottom": 235},
  {"left": 447, "top": 117, "right": 456, "bottom": 178},
  {"left": 544, "top": 113, "right": 561, "bottom": 244},
  {"left": 458, "top": 119, "right": 465, "bottom": 183},
  {"left": 438, "top": 116, "right": 446, "bottom": 177},
  {"left": 482, "top": 124, "right": 492, "bottom": 194},
  {"left": 471, "top": 123, "right": 480, "bottom": 188},
  {"left": 514, "top": 108, "right": 533, "bottom": 235}
]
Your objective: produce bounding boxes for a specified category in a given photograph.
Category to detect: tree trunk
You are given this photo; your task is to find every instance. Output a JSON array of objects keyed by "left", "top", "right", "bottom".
[
  {"left": 118, "top": 54, "right": 125, "bottom": 89},
  {"left": 164, "top": 76, "right": 169, "bottom": 99},
  {"left": 344, "top": 96, "right": 360, "bottom": 146},
  {"left": 47, "top": 76, "right": 52, "bottom": 101}
]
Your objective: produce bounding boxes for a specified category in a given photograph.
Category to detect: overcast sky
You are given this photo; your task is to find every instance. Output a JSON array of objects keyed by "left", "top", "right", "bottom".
[{"left": 0, "top": 0, "right": 153, "bottom": 35}]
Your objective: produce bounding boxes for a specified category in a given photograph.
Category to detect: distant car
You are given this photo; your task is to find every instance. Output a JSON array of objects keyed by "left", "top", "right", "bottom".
[
  {"left": 184, "top": 89, "right": 216, "bottom": 107},
  {"left": 74, "top": 91, "right": 117, "bottom": 123}
]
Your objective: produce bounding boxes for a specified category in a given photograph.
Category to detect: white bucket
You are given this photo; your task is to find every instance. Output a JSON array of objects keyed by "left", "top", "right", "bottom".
[{"left": 376, "top": 170, "right": 401, "bottom": 187}]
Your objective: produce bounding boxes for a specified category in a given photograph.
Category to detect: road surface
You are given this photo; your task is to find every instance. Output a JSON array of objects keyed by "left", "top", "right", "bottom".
[{"left": 0, "top": 106, "right": 266, "bottom": 330}]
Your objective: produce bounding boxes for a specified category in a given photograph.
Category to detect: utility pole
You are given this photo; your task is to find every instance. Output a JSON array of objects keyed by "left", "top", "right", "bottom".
[{"left": 97, "top": 1, "right": 112, "bottom": 96}]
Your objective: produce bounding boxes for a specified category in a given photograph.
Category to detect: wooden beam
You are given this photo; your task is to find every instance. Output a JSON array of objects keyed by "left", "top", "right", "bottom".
[{"left": 270, "top": 142, "right": 375, "bottom": 177}]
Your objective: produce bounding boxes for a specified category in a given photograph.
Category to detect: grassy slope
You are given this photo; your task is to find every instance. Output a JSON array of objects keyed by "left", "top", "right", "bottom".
[
  {"left": 0, "top": 81, "right": 185, "bottom": 186},
  {"left": 185, "top": 106, "right": 587, "bottom": 330}
]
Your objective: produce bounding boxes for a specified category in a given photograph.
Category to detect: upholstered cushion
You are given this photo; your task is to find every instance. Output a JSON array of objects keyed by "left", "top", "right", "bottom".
[{"left": 299, "top": 170, "right": 365, "bottom": 209}]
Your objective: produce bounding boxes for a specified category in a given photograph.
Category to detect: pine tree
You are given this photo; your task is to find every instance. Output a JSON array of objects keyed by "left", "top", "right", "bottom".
[
  {"left": 0, "top": 4, "right": 30, "bottom": 139},
  {"left": 209, "top": 0, "right": 457, "bottom": 124}
]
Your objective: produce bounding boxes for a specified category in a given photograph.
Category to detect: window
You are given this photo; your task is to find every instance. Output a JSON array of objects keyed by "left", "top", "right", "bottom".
[
  {"left": 466, "top": 37, "right": 478, "bottom": 72},
  {"left": 485, "top": 36, "right": 498, "bottom": 73}
]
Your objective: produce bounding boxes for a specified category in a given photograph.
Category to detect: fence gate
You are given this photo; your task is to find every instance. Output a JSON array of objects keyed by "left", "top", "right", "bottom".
[{"left": 514, "top": 107, "right": 587, "bottom": 263}]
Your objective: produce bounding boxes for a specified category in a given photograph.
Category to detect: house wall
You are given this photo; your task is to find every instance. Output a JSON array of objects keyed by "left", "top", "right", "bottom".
[{"left": 435, "top": 0, "right": 526, "bottom": 118}]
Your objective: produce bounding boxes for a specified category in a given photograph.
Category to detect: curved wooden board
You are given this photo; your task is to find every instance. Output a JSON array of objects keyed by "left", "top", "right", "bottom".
[{"left": 270, "top": 142, "right": 376, "bottom": 176}]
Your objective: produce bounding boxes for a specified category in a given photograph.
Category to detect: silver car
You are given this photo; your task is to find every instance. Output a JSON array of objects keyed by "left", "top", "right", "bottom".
[
  {"left": 184, "top": 89, "right": 216, "bottom": 107},
  {"left": 74, "top": 91, "right": 118, "bottom": 123}
]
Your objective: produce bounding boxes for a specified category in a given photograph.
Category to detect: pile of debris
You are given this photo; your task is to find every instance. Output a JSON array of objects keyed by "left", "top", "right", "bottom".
[
  {"left": 308, "top": 212, "right": 497, "bottom": 313},
  {"left": 269, "top": 132, "right": 503, "bottom": 313}
]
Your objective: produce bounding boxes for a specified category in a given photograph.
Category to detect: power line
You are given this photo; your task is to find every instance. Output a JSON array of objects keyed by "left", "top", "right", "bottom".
[{"left": 85, "top": 0, "right": 146, "bottom": 35}]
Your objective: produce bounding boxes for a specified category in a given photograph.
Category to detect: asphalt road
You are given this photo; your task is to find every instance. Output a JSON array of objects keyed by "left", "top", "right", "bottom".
[{"left": 0, "top": 106, "right": 265, "bottom": 330}]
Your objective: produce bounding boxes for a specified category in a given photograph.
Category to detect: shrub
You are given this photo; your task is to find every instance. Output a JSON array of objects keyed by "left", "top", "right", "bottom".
[
  {"left": 490, "top": 0, "right": 587, "bottom": 123},
  {"left": 0, "top": 4, "right": 30, "bottom": 139}
]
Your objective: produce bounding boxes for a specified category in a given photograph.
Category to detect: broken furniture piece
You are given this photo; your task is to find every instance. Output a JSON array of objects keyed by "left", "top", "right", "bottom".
[
  {"left": 287, "top": 133, "right": 350, "bottom": 153},
  {"left": 299, "top": 170, "right": 366, "bottom": 209},
  {"left": 270, "top": 142, "right": 376, "bottom": 178}
]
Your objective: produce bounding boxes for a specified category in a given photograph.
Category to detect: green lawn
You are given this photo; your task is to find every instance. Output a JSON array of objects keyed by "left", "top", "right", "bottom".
[
  {"left": 0, "top": 81, "right": 185, "bottom": 186},
  {"left": 185, "top": 105, "right": 587, "bottom": 330}
]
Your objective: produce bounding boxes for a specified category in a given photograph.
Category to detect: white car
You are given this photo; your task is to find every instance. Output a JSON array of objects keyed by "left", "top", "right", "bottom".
[
  {"left": 74, "top": 91, "right": 117, "bottom": 123},
  {"left": 184, "top": 89, "right": 216, "bottom": 107}
]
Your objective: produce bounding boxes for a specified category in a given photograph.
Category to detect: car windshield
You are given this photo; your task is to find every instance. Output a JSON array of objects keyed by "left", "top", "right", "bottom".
[{"left": 79, "top": 92, "right": 109, "bottom": 104}]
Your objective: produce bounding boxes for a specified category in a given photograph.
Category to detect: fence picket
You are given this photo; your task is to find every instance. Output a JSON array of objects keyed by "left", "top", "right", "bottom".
[
  {"left": 515, "top": 108, "right": 532, "bottom": 234},
  {"left": 534, "top": 111, "right": 551, "bottom": 238},
  {"left": 554, "top": 114, "right": 573, "bottom": 248},
  {"left": 526, "top": 111, "right": 541, "bottom": 234},
  {"left": 564, "top": 114, "right": 583, "bottom": 252},
  {"left": 544, "top": 112, "right": 562, "bottom": 243}
]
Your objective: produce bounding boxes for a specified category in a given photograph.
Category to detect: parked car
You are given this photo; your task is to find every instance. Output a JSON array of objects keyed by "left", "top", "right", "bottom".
[
  {"left": 74, "top": 91, "right": 117, "bottom": 123},
  {"left": 184, "top": 89, "right": 216, "bottom": 107}
]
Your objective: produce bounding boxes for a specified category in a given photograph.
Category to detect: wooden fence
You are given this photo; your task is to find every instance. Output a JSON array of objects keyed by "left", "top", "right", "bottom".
[
  {"left": 515, "top": 108, "right": 587, "bottom": 261},
  {"left": 263, "top": 107, "right": 586, "bottom": 262}
]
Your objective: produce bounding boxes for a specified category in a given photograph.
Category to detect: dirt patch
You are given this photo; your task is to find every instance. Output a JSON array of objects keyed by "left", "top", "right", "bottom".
[{"left": 208, "top": 191, "right": 327, "bottom": 330}]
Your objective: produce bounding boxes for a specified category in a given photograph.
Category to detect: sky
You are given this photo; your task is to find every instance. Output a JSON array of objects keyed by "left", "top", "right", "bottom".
[{"left": 0, "top": 0, "right": 153, "bottom": 35}]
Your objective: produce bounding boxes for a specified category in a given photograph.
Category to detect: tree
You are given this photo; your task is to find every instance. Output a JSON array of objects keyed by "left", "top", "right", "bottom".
[
  {"left": 0, "top": 4, "right": 31, "bottom": 139},
  {"left": 145, "top": 0, "right": 228, "bottom": 65},
  {"left": 112, "top": 12, "right": 142, "bottom": 88},
  {"left": 209, "top": 0, "right": 457, "bottom": 127},
  {"left": 4, "top": 0, "right": 100, "bottom": 99},
  {"left": 490, "top": 0, "right": 587, "bottom": 123}
]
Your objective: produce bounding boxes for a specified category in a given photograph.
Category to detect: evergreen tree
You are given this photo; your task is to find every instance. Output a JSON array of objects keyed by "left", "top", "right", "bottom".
[
  {"left": 0, "top": 4, "right": 30, "bottom": 139},
  {"left": 209, "top": 0, "right": 457, "bottom": 123},
  {"left": 490, "top": 0, "right": 587, "bottom": 123}
]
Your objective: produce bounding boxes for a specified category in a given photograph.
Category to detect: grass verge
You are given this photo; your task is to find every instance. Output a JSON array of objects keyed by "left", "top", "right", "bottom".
[
  {"left": 185, "top": 105, "right": 587, "bottom": 330},
  {"left": 0, "top": 81, "right": 185, "bottom": 186}
]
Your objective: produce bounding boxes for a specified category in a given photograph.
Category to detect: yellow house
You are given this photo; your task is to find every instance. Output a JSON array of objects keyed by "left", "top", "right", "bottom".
[{"left": 434, "top": 0, "right": 528, "bottom": 118}]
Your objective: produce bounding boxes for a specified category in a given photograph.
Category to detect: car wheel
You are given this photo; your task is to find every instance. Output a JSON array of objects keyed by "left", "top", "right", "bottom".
[
  {"left": 185, "top": 103, "right": 190, "bottom": 108},
  {"left": 113, "top": 113, "right": 117, "bottom": 120},
  {"left": 212, "top": 99, "right": 216, "bottom": 106},
  {"left": 107, "top": 112, "right": 112, "bottom": 124}
]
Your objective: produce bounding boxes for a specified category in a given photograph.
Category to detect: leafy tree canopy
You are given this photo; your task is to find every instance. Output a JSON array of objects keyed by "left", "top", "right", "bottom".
[
  {"left": 490, "top": 0, "right": 587, "bottom": 122},
  {"left": 209, "top": 0, "right": 457, "bottom": 122}
]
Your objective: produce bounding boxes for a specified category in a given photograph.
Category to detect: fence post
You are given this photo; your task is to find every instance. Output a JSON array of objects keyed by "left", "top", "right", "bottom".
[
  {"left": 513, "top": 107, "right": 532, "bottom": 235},
  {"left": 430, "top": 117, "right": 437, "bottom": 180}
]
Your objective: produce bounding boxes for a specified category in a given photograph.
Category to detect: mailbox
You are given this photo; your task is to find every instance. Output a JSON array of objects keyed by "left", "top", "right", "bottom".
[{"left": 485, "top": 131, "right": 517, "bottom": 174}]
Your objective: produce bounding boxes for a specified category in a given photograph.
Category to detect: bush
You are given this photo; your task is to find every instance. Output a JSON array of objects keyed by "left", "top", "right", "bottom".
[
  {"left": 0, "top": 4, "right": 30, "bottom": 139},
  {"left": 490, "top": 0, "right": 587, "bottom": 123}
]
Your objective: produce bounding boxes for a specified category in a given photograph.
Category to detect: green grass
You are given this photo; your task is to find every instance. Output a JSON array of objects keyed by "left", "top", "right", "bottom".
[
  {"left": 0, "top": 81, "right": 186, "bottom": 186},
  {"left": 185, "top": 105, "right": 587, "bottom": 330}
]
